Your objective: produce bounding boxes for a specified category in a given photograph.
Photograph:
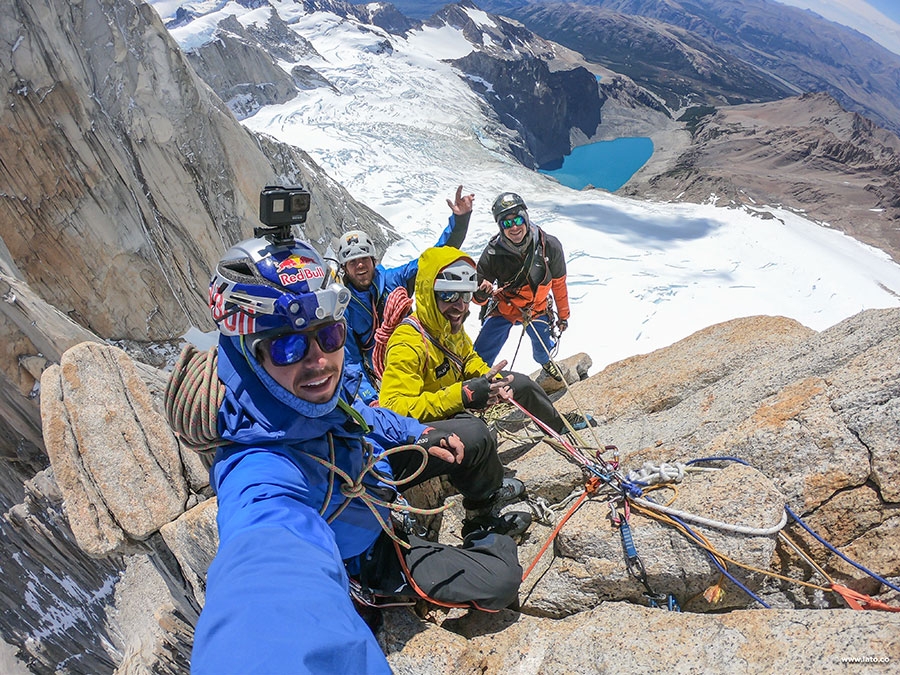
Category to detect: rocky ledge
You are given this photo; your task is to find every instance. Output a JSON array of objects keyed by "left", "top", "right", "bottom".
[{"left": 16, "top": 307, "right": 898, "bottom": 672}]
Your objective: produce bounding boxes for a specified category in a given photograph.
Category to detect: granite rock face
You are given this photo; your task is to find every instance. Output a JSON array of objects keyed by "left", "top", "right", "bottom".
[
  {"left": 0, "top": 0, "right": 395, "bottom": 670},
  {"left": 23, "top": 308, "right": 900, "bottom": 673}
]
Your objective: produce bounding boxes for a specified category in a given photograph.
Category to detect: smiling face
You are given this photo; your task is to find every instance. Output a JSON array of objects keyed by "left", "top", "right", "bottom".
[
  {"left": 435, "top": 293, "right": 470, "bottom": 333},
  {"left": 258, "top": 332, "right": 344, "bottom": 403},
  {"left": 343, "top": 257, "right": 375, "bottom": 291},
  {"left": 499, "top": 210, "right": 529, "bottom": 244}
]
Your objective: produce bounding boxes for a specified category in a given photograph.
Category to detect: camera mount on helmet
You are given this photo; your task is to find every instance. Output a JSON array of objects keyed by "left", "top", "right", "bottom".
[{"left": 255, "top": 185, "right": 312, "bottom": 246}]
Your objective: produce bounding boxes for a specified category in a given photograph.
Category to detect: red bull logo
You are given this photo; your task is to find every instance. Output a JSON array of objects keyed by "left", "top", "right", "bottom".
[{"left": 275, "top": 254, "right": 325, "bottom": 286}]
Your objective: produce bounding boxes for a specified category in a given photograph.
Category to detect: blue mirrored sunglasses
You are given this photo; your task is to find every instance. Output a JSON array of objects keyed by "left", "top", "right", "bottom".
[
  {"left": 500, "top": 214, "right": 526, "bottom": 229},
  {"left": 267, "top": 322, "right": 347, "bottom": 367},
  {"left": 435, "top": 290, "right": 473, "bottom": 303}
]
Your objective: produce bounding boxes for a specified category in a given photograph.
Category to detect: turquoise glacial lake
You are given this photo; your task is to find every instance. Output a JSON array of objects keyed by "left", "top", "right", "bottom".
[{"left": 539, "top": 137, "right": 654, "bottom": 192}]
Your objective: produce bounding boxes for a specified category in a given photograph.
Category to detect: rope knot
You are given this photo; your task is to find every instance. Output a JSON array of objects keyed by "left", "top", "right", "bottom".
[
  {"left": 627, "top": 461, "right": 686, "bottom": 485},
  {"left": 340, "top": 482, "right": 367, "bottom": 499}
]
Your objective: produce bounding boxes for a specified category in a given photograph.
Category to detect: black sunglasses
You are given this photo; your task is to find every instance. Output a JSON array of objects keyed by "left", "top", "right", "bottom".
[
  {"left": 435, "top": 290, "right": 473, "bottom": 304},
  {"left": 500, "top": 214, "right": 526, "bottom": 229},
  {"left": 266, "top": 322, "right": 347, "bottom": 367}
]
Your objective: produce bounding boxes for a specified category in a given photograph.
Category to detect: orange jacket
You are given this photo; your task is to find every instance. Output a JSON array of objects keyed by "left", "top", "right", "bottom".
[{"left": 474, "top": 226, "right": 569, "bottom": 324}]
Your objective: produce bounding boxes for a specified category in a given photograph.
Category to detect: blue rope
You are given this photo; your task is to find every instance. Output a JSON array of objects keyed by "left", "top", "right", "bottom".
[
  {"left": 785, "top": 505, "right": 900, "bottom": 594},
  {"left": 672, "top": 515, "right": 771, "bottom": 608},
  {"left": 686, "top": 456, "right": 900, "bottom": 596},
  {"left": 686, "top": 456, "right": 751, "bottom": 466}
]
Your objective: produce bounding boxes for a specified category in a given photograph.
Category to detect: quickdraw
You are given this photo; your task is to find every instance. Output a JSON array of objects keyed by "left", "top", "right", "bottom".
[{"left": 610, "top": 498, "right": 681, "bottom": 611}]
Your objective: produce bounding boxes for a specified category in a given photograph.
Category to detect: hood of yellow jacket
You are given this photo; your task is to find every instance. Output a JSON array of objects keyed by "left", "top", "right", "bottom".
[{"left": 414, "top": 246, "right": 476, "bottom": 346}]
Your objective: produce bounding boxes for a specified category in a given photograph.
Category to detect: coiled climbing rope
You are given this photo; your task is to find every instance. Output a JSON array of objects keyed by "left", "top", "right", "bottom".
[
  {"left": 372, "top": 286, "right": 414, "bottom": 380},
  {"left": 164, "top": 345, "right": 224, "bottom": 452}
]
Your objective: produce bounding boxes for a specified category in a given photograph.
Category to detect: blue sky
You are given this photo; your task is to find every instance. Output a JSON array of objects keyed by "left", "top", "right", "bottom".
[{"left": 773, "top": 0, "right": 900, "bottom": 54}]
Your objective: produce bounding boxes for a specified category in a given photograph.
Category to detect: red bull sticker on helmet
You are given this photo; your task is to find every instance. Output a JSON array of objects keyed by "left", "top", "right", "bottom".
[{"left": 275, "top": 254, "right": 325, "bottom": 286}]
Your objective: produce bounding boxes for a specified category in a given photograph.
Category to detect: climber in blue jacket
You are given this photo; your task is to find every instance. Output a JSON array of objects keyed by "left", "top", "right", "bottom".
[
  {"left": 191, "top": 232, "right": 524, "bottom": 674},
  {"left": 338, "top": 185, "right": 473, "bottom": 405}
]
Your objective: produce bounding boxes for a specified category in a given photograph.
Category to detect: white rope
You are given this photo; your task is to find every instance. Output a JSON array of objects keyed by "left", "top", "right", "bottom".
[
  {"left": 626, "top": 461, "right": 687, "bottom": 485},
  {"left": 634, "top": 497, "right": 789, "bottom": 537}
]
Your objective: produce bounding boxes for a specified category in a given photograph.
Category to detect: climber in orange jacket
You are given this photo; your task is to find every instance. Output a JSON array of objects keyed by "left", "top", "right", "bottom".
[{"left": 473, "top": 192, "right": 570, "bottom": 382}]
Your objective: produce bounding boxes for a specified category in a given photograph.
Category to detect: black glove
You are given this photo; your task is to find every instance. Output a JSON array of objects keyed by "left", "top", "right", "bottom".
[
  {"left": 557, "top": 319, "right": 568, "bottom": 332},
  {"left": 473, "top": 288, "right": 491, "bottom": 303},
  {"left": 461, "top": 376, "right": 491, "bottom": 409},
  {"left": 414, "top": 426, "right": 453, "bottom": 449}
]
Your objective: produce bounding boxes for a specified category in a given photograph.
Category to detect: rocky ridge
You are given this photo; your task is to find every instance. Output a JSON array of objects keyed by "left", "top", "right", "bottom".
[
  {"left": 622, "top": 92, "right": 900, "bottom": 263},
  {"left": 484, "top": 0, "right": 900, "bottom": 137},
  {"left": 30, "top": 308, "right": 900, "bottom": 672}
]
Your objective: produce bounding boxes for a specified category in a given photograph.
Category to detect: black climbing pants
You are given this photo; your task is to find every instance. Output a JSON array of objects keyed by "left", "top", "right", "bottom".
[
  {"left": 358, "top": 528, "right": 521, "bottom": 611},
  {"left": 387, "top": 412, "right": 503, "bottom": 510}
]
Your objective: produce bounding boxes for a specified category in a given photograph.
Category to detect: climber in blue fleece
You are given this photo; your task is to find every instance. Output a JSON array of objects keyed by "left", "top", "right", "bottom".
[
  {"left": 190, "top": 233, "right": 523, "bottom": 674},
  {"left": 338, "top": 185, "right": 473, "bottom": 405}
]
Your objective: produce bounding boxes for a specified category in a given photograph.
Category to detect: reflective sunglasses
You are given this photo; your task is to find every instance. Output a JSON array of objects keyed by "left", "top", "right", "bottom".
[
  {"left": 435, "top": 290, "right": 473, "bottom": 304},
  {"left": 266, "top": 322, "right": 347, "bottom": 366},
  {"left": 500, "top": 214, "right": 526, "bottom": 229}
]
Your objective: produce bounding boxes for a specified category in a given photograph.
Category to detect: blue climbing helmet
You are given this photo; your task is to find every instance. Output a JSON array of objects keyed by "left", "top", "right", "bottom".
[{"left": 209, "top": 236, "right": 351, "bottom": 337}]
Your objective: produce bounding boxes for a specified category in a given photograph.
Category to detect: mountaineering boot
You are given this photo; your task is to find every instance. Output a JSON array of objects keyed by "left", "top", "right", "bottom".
[
  {"left": 462, "top": 477, "right": 530, "bottom": 540},
  {"left": 562, "top": 412, "right": 596, "bottom": 432},
  {"left": 491, "top": 477, "right": 526, "bottom": 508},
  {"left": 461, "top": 511, "right": 532, "bottom": 541},
  {"left": 541, "top": 360, "right": 564, "bottom": 382}
]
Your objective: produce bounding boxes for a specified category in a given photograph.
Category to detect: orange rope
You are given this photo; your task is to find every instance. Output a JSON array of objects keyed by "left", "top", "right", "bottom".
[
  {"left": 831, "top": 584, "right": 900, "bottom": 612},
  {"left": 372, "top": 286, "right": 414, "bottom": 379},
  {"left": 522, "top": 478, "right": 601, "bottom": 580}
]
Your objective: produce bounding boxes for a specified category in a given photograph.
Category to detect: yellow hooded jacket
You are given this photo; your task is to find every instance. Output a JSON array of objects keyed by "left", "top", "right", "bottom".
[{"left": 378, "top": 246, "right": 490, "bottom": 422}]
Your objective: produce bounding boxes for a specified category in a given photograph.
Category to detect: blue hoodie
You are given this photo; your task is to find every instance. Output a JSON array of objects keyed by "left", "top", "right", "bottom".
[
  {"left": 345, "top": 211, "right": 470, "bottom": 404},
  {"left": 191, "top": 334, "right": 426, "bottom": 674}
]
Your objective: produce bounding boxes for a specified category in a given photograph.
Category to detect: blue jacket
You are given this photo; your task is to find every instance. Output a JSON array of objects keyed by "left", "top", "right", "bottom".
[
  {"left": 191, "top": 335, "right": 426, "bottom": 674},
  {"left": 345, "top": 211, "right": 470, "bottom": 404}
]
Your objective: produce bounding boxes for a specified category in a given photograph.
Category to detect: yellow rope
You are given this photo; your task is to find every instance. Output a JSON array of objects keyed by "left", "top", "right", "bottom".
[
  {"left": 777, "top": 531, "right": 836, "bottom": 585},
  {"left": 631, "top": 501, "right": 832, "bottom": 594}
]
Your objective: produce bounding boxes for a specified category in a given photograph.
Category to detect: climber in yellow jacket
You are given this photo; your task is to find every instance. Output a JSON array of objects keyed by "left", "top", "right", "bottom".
[{"left": 378, "top": 246, "right": 575, "bottom": 433}]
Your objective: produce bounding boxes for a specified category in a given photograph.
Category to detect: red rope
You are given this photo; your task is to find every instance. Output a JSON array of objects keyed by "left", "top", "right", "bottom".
[{"left": 372, "top": 286, "right": 414, "bottom": 380}]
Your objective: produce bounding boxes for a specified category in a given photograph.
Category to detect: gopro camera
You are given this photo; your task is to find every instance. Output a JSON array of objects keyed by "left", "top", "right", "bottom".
[
  {"left": 259, "top": 185, "right": 311, "bottom": 227},
  {"left": 256, "top": 185, "right": 311, "bottom": 244}
]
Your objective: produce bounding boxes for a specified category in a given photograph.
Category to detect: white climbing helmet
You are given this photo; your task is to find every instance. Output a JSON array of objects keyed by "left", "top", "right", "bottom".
[
  {"left": 336, "top": 230, "right": 377, "bottom": 266},
  {"left": 434, "top": 259, "right": 477, "bottom": 292}
]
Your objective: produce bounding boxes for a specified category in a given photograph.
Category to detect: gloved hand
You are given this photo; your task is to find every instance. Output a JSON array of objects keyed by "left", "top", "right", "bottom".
[
  {"left": 413, "top": 427, "right": 464, "bottom": 464},
  {"left": 473, "top": 288, "right": 491, "bottom": 303},
  {"left": 474, "top": 280, "right": 494, "bottom": 304},
  {"left": 557, "top": 319, "right": 568, "bottom": 333},
  {"left": 461, "top": 376, "right": 491, "bottom": 409},
  {"left": 415, "top": 426, "right": 451, "bottom": 448}
]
